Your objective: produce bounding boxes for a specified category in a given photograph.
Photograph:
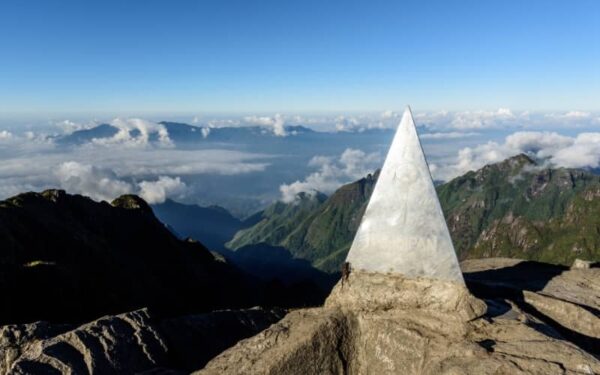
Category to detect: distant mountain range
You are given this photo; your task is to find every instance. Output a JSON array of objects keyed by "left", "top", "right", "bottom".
[
  {"left": 225, "top": 154, "right": 600, "bottom": 272},
  {"left": 55, "top": 122, "right": 318, "bottom": 145}
]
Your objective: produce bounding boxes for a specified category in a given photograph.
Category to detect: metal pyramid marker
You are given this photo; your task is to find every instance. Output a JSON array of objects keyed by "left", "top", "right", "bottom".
[{"left": 346, "top": 107, "right": 464, "bottom": 283}]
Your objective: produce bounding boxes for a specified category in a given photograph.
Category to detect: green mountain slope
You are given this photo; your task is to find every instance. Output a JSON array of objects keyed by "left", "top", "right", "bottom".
[
  {"left": 228, "top": 155, "right": 600, "bottom": 272},
  {"left": 227, "top": 173, "right": 377, "bottom": 273},
  {"left": 227, "top": 191, "right": 328, "bottom": 251}
]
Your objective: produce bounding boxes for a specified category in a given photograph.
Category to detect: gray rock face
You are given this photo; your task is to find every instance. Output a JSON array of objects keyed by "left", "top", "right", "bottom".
[
  {"left": 195, "top": 308, "right": 353, "bottom": 375},
  {"left": 523, "top": 291, "right": 600, "bottom": 340},
  {"left": 1, "top": 308, "right": 284, "bottom": 374},
  {"left": 542, "top": 267, "right": 600, "bottom": 311},
  {"left": 198, "top": 263, "right": 600, "bottom": 375},
  {"left": 2, "top": 309, "right": 168, "bottom": 374}
]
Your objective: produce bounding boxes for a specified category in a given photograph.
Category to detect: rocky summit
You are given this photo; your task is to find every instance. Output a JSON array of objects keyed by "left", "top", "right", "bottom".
[
  {"left": 2, "top": 257, "right": 598, "bottom": 374},
  {"left": 197, "top": 259, "right": 600, "bottom": 375}
]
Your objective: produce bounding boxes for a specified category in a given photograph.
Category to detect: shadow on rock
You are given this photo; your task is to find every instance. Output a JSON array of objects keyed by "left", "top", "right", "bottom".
[
  {"left": 464, "top": 260, "right": 600, "bottom": 357},
  {"left": 464, "top": 260, "right": 567, "bottom": 300}
]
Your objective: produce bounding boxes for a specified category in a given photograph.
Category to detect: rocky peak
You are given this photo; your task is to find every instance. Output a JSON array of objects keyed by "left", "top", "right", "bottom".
[
  {"left": 495, "top": 153, "right": 536, "bottom": 172},
  {"left": 111, "top": 194, "right": 153, "bottom": 215},
  {"left": 40, "top": 189, "right": 68, "bottom": 203},
  {"left": 475, "top": 153, "right": 536, "bottom": 181},
  {"left": 295, "top": 191, "right": 327, "bottom": 203}
]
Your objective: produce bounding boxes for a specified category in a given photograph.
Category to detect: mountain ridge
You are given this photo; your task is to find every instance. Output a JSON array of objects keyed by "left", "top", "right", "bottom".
[
  {"left": 226, "top": 154, "right": 600, "bottom": 272},
  {"left": 55, "top": 122, "right": 317, "bottom": 145},
  {"left": 0, "top": 189, "right": 254, "bottom": 325}
]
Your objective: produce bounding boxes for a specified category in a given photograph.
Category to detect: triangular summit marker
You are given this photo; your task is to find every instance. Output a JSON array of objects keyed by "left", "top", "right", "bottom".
[{"left": 346, "top": 107, "right": 464, "bottom": 283}]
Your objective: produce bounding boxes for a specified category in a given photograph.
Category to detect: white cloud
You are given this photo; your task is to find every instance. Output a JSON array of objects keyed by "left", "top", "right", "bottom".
[
  {"left": 138, "top": 176, "right": 186, "bottom": 204},
  {"left": 55, "top": 162, "right": 188, "bottom": 204},
  {"left": 504, "top": 131, "right": 573, "bottom": 158},
  {"left": 420, "top": 132, "right": 479, "bottom": 140},
  {"left": 205, "top": 118, "right": 241, "bottom": 128},
  {"left": 0, "top": 133, "right": 271, "bottom": 203},
  {"left": 552, "top": 133, "right": 600, "bottom": 168},
  {"left": 0, "top": 130, "right": 13, "bottom": 140},
  {"left": 333, "top": 111, "right": 403, "bottom": 132},
  {"left": 546, "top": 111, "right": 591, "bottom": 119},
  {"left": 450, "top": 108, "right": 516, "bottom": 129},
  {"left": 335, "top": 116, "right": 360, "bottom": 132},
  {"left": 279, "top": 148, "right": 381, "bottom": 203},
  {"left": 56, "top": 161, "right": 133, "bottom": 202},
  {"left": 90, "top": 118, "right": 173, "bottom": 147},
  {"left": 564, "top": 111, "right": 590, "bottom": 118},
  {"left": 326, "top": 108, "right": 594, "bottom": 134},
  {"left": 54, "top": 119, "right": 97, "bottom": 133},
  {"left": 435, "top": 131, "right": 600, "bottom": 181},
  {"left": 244, "top": 114, "right": 287, "bottom": 136},
  {"left": 381, "top": 110, "right": 399, "bottom": 120}
]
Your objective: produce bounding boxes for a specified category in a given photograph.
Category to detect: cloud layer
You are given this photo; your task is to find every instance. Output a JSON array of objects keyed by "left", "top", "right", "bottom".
[
  {"left": 0, "top": 125, "right": 270, "bottom": 204},
  {"left": 243, "top": 114, "right": 287, "bottom": 136},
  {"left": 436, "top": 131, "right": 600, "bottom": 181},
  {"left": 1, "top": 110, "right": 599, "bottom": 210},
  {"left": 279, "top": 148, "right": 381, "bottom": 203}
]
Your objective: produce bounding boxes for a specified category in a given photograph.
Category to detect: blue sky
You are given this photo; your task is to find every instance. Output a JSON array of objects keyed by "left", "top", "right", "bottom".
[{"left": 1, "top": 0, "right": 599, "bottom": 116}]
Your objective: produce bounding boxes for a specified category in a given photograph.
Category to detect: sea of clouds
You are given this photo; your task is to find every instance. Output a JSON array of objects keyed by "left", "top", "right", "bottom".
[{"left": 0, "top": 109, "right": 599, "bottom": 212}]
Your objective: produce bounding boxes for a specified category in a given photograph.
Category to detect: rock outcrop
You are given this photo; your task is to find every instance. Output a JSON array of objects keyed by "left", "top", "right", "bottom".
[
  {"left": 572, "top": 258, "right": 594, "bottom": 270},
  {"left": 1, "top": 308, "right": 284, "bottom": 374},
  {"left": 197, "top": 260, "right": 600, "bottom": 375},
  {"left": 2, "top": 309, "right": 167, "bottom": 374}
]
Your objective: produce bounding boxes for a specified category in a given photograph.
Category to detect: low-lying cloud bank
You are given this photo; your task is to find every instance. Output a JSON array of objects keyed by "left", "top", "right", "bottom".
[
  {"left": 55, "top": 161, "right": 186, "bottom": 204},
  {"left": 299, "top": 109, "right": 600, "bottom": 133},
  {"left": 0, "top": 128, "right": 270, "bottom": 203},
  {"left": 434, "top": 131, "right": 600, "bottom": 181},
  {"left": 2, "top": 111, "right": 600, "bottom": 207},
  {"left": 282, "top": 130, "right": 600, "bottom": 201},
  {"left": 279, "top": 148, "right": 381, "bottom": 203}
]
